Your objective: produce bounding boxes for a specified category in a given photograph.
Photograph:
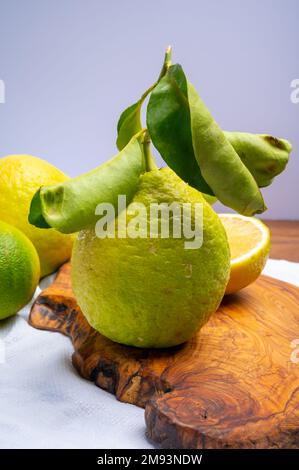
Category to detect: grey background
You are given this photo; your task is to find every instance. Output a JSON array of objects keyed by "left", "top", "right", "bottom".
[{"left": 0, "top": 0, "right": 298, "bottom": 219}]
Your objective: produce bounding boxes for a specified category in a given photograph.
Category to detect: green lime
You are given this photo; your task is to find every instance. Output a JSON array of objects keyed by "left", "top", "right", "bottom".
[
  {"left": 0, "top": 221, "right": 40, "bottom": 320},
  {"left": 72, "top": 168, "right": 230, "bottom": 348}
]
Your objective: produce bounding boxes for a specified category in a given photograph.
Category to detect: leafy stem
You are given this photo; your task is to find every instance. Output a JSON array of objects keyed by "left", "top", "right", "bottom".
[
  {"left": 116, "top": 46, "right": 173, "bottom": 151},
  {"left": 158, "top": 45, "right": 172, "bottom": 80},
  {"left": 139, "top": 46, "right": 173, "bottom": 107},
  {"left": 140, "top": 47, "right": 173, "bottom": 171}
]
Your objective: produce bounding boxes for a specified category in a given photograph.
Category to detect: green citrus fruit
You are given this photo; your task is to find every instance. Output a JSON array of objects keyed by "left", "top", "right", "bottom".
[
  {"left": 72, "top": 168, "right": 230, "bottom": 348},
  {"left": 0, "top": 155, "right": 74, "bottom": 277},
  {"left": 0, "top": 221, "right": 40, "bottom": 320}
]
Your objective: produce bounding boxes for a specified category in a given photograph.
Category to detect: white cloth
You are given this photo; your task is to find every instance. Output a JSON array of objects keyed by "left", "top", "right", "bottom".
[{"left": 0, "top": 259, "right": 299, "bottom": 449}]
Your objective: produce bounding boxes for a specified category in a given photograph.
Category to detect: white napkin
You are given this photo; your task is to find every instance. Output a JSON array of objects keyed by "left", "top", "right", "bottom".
[{"left": 0, "top": 258, "right": 298, "bottom": 449}]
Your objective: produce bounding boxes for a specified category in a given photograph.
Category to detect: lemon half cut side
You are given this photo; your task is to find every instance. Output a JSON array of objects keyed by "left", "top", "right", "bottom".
[{"left": 219, "top": 213, "right": 270, "bottom": 295}]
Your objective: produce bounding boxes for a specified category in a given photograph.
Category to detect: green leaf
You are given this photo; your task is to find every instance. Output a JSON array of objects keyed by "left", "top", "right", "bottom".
[
  {"left": 224, "top": 131, "right": 292, "bottom": 188},
  {"left": 116, "top": 102, "right": 142, "bottom": 151},
  {"left": 28, "top": 188, "right": 51, "bottom": 228},
  {"left": 116, "top": 47, "right": 174, "bottom": 152},
  {"left": 148, "top": 64, "right": 267, "bottom": 215},
  {"left": 188, "top": 80, "right": 266, "bottom": 215},
  {"left": 28, "top": 134, "right": 145, "bottom": 234},
  {"left": 147, "top": 64, "right": 213, "bottom": 195}
]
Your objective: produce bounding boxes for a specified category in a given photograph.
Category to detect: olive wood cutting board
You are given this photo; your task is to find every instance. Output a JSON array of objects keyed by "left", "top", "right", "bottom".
[{"left": 29, "top": 262, "right": 299, "bottom": 449}]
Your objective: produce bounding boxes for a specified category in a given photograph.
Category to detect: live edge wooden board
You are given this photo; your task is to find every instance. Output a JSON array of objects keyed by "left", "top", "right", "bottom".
[{"left": 29, "top": 262, "right": 299, "bottom": 449}]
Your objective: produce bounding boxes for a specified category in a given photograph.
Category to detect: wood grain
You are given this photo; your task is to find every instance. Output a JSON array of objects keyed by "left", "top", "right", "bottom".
[
  {"left": 263, "top": 220, "right": 299, "bottom": 262},
  {"left": 29, "top": 262, "right": 299, "bottom": 449}
]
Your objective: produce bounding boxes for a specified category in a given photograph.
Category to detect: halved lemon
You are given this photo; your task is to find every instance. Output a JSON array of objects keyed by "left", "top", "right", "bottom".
[{"left": 218, "top": 214, "right": 270, "bottom": 295}]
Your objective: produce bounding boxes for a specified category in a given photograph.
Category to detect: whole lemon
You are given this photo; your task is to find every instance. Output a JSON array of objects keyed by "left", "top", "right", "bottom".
[
  {"left": 72, "top": 168, "right": 230, "bottom": 348},
  {"left": 0, "top": 221, "right": 40, "bottom": 320},
  {"left": 0, "top": 155, "right": 74, "bottom": 277}
]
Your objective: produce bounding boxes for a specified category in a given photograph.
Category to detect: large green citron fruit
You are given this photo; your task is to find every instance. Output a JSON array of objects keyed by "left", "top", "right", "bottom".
[{"left": 72, "top": 168, "right": 230, "bottom": 348}]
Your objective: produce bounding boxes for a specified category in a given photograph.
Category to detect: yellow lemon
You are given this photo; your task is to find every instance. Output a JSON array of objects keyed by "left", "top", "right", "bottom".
[
  {"left": 0, "top": 221, "right": 40, "bottom": 320},
  {"left": 0, "top": 155, "right": 74, "bottom": 277},
  {"left": 219, "top": 214, "right": 270, "bottom": 294}
]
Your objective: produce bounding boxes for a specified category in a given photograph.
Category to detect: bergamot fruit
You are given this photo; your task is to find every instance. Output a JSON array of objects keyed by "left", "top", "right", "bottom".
[{"left": 72, "top": 168, "right": 230, "bottom": 348}]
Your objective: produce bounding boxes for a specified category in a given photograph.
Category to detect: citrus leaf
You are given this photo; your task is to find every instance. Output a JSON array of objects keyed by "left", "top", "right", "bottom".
[
  {"left": 28, "top": 189, "right": 51, "bottom": 229},
  {"left": 116, "top": 102, "right": 142, "bottom": 151},
  {"left": 224, "top": 131, "right": 291, "bottom": 188},
  {"left": 28, "top": 134, "right": 145, "bottom": 233},
  {"left": 188, "top": 80, "right": 266, "bottom": 215},
  {"left": 147, "top": 64, "right": 213, "bottom": 195}
]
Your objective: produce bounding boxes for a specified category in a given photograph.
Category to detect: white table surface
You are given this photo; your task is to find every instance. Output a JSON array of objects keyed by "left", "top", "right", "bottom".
[{"left": 1, "top": 258, "right": 299, "bottom": 449}]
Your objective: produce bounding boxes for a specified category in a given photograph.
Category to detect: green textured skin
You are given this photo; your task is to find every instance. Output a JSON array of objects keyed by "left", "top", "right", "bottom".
[
  {"left": 72, "top": 168, "right": 230, "bottom": 348},
  {"left": 0, "top": 221, "right": 40, "bottom": 320}
]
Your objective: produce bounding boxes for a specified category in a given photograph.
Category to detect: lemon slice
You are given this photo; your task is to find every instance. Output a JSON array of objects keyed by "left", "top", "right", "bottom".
[{"left": 219, "top": 214, "right": 270, "bottom": 294}]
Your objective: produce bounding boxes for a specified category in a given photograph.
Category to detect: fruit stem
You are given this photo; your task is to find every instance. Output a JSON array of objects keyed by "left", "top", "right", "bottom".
[
  {"left": 143, "top": 130, "right": 157, "bottom": 172},
  {"left": 137, "top": 47, "right": 173, "bottom": 172},
  {"left": 140, "top": 47, "right": 173, "bottom": 172}
]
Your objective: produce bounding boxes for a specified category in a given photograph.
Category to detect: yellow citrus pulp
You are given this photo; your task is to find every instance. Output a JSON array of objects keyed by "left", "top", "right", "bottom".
[{"left": 219, "top": 214, "right": 270, "bottom": 294}]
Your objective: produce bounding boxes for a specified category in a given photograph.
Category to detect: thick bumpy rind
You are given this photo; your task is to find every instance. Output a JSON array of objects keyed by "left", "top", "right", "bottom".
[{"left": 72, "top": 168, "right": 230, "bottom": 348}]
